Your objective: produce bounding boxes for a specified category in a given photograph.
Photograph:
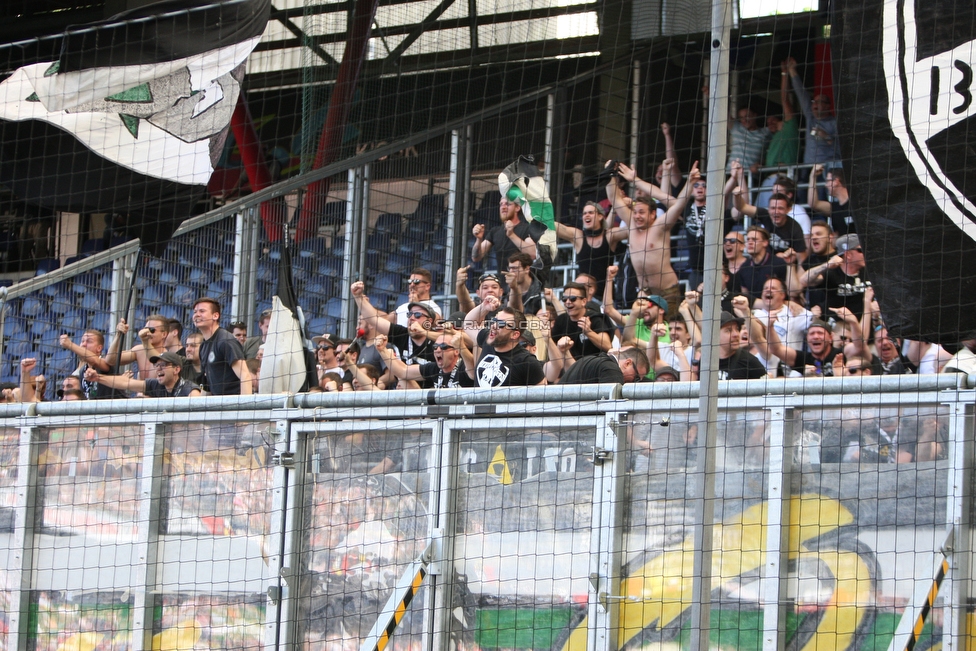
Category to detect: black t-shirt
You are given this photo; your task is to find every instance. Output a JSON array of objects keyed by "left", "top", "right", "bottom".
[
  {"left": 551, "top": 311, "right": 616, "bottom": 360},
  {"left": 78, "top": 364, "right": 128, "bottom": 400},
  {"left": 559, "top": 353, "right": 625, "bottom": 384},
  {"left": 828, "top": 201, "right": 856, "bottom": 236},
  {"left": 476, "top": 343, "right": 545, "bottom": 387},
  {"left": 802, "top": 251, "right": 835, "bottom": 314},
  {"left": 718, "top": 350, "right": 768, "bottom": 380},
  {"left": 200, "top": 328, "right": 246, "bottom": 395},
  {"left": 738, "top": 252, "right": 788, "bottom": 300},
  {"left": 823, "top": 267, "right": 869, "bottom": 318},
  {"left": 791, "top": 347, "right": 844, "bottom": 376},
  {"left": 754, "top": 208, "right": 807, "bottom": 254},
  {"left": 143, "top": 377, "right": 200, "bottom": 397},
  {"left": 388, "top": 323, "right": 436, "bottom": 366},
  {"left": 418, "top": 359, "right": 475, "bottom": 388},
  {"left": 487, "top": 220, "right": 533, "bottom": 284}
]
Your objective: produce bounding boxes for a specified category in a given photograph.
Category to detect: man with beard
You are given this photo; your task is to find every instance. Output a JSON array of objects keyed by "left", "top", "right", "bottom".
[
  {"left": 471, "top": 196, "right": 537, "bottom": 290},
  {"left": 84, "top": 352, "right": 201, "bottom": 398},
  {"left": 378, "top": 331, "right": 475, "bottom": 388},
  {"left": 182, "top": 332, "right": 204, "bottom": 383},
  {"left": 717, "top": 311, "right": 768, "bottom": 380},
  {"left": 551, "top": 282, "right": 616, "bottom": 360},
  {"left": 470, "top": 308, "right": 545, "bottom": 387},
  {"left": 607, "top": 161, "right": 700, "bottom": 319},
  {"left": 759, "top": 314, "right": 860, "bottom": 377},
  {"left": 799, "top": 234, "right": 869, "bottom": 320},
  {"left": 555, "top": 201, "right": 626, "bottom": 297},
  {"left": 861, "top": 287, "right": 916, "bottom": 375}
]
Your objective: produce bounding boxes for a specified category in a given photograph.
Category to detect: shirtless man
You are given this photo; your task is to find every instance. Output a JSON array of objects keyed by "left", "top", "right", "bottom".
[
  {"left": 607, "top": 159, "right": 699, "bottom": 319},
  {"left": 103, "top": 314, "right": 170, "bottom": 380}
]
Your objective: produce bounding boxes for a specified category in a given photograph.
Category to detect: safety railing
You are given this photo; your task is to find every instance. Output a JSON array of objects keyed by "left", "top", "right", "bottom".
[{"left": 1, "top": 375, "right": 972, "bottom": 651}]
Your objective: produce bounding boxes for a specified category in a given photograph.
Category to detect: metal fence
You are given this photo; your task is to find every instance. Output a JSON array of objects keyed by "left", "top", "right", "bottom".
[{"left": 0, "top": 376, "right": 973, "bottom": 651}]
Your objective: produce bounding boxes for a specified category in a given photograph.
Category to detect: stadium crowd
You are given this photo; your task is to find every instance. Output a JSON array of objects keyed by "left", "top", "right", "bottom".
[{"left": 3, "top": 57, "right": 973, "bottom": 403}]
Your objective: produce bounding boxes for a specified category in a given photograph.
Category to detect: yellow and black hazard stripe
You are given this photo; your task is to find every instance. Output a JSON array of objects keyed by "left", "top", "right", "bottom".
[
  {"left": 371, "top": 564, "right": 428, "bottom": 651},
  {"left": 905, "top": 557, "right": 949, "bottom": 651}
]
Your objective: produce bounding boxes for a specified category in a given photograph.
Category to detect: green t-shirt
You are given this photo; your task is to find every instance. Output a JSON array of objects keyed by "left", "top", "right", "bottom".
[{"left": 765, "top": 116, "right": 800, "bottom": 168}]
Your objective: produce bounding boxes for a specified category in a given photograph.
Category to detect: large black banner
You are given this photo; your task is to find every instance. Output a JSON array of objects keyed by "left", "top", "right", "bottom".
[{"left": 834, "top": 0, "right": 976, "bottom": 344}]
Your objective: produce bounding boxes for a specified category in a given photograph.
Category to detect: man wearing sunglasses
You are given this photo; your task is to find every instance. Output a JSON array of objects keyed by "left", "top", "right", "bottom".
[
  {"left": 83, "top": 352, "right": 201, "bottom": 398},
  {"left": 550, "top": 282, "right": 616, "bottom": 361},
  {"left": 103, "top": 313, "right": 170, "bottom": 381},
  {"left": 378, "top": 332, "right": 474, "bottom": 389},
  {"left": 352, "top": 281, "right": 436, "bottom": 381},
  {"left": 389, "top": 268, "right": 442, "bottom": 326},
  {"left": 472, "top": 308, "right": 545, "bottom": 387},
  {"left": 313, "top": 333, "right": 341, "bottom": 379},
  {"left": 799, "top": 233, "right": 869, "bottom": 319},
  {"left": 682, "top": 169, "right": 740, "bottom": 288}
]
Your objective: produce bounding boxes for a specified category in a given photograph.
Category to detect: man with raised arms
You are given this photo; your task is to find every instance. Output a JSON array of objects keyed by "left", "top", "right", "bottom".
[{"left": 607, "top": 160, "right": 700, "bottom": 319}]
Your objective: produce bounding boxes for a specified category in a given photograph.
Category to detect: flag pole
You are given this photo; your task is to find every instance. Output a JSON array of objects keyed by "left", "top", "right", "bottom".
[{"left": 689, "top": 0, "right": 733, "bottom": 648}]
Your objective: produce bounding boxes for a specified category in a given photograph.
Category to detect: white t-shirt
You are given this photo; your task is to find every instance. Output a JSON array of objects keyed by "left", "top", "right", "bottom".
[
  {"left": 789, "top": 204, "right": 811, "bottom": 236},
  {"left": 394, "top": 300, "right": 443, "bottom": 327},
  {"left": 753, "top": 305, "right": 814, "bottom": 352}
]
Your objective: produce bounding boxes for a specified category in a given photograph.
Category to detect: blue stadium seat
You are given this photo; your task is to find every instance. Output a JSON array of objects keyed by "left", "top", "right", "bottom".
[
  {"left": 374, "top": 271, "right": 401, "bottom": 294},
  {"left": 173, "top": 284, "right": 196, "bottom": 306},
  {"left": 91, "top": 312, "right": 110, "bottom": 333},
  {"left": 324, "top": 297, "right": 343, "bottom": 319},
  {"left": 188, "top": 266, "right": 212, "bottom": 286},
  {"left": 322, "top": 201, "right": 346, "bottom": 229},
  {"left": 49, "top": 291, "right": 72, "bottom": 316},
  {"left": 306, "top": 316, "right": 333, "bottom": 337},
  {"left": 62, "top": 309, "right": 86, "bottom": 331},
  {"left": 257, "top": 260, "right": 276, "bottom": 283},
  {"left": 34, "top": 258, "right": 60, "bottom": 276},
  {"left": 81, "top": 290, "right": 105, "bottom": 311},
  {"left": 316, "top": 256, "right": 342, "bottom": 277},
  {"left": 142, "top": 284, "right": 167, "bottom": 307},
  {"left": 158, "top": 262, "right": 182, "bottom": 285},
  {"left": 298, "top": 237, "right": 327, "bottom": 259},
  {"left": 366, "top": 231, "right": 392, "bottom": 252},
  {"left": 21, "top": 296, "right": 45, "bottom": 317},
  {"left": 30, "top": 319, "right": 52, "bottom": 339},
  {"left": 374, "top": 212, "right": 403, "bottom": 235},
  {"left": 47, "top": 349, "right": 77, "bottom": 376},
  {"left": 331, "top": 237, "right": 346, "bottom": 257},
  {"left": 5, "top": 337, "right": 31, "bottom": 360},
  {"left": 383, "top": 253, "right": 411, "bottom": 275}
]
